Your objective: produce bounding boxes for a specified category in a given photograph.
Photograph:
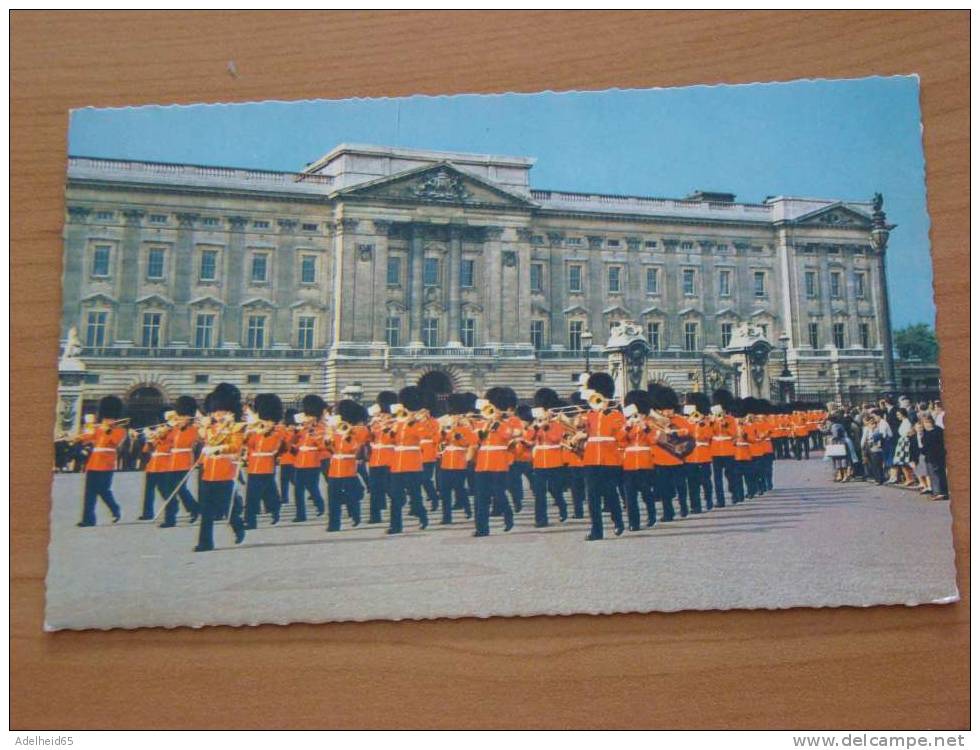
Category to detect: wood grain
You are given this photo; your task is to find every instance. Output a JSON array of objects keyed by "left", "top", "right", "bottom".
[{"left": 10, "top": 10, "right": 969, "bottom": 729}]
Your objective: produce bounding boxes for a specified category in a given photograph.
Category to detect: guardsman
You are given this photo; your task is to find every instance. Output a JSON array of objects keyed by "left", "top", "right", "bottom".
[
  {"left": 76, "top": 395, "right": 127, "bottom": 527},
  {"left": 618, "top": 389, "right": 658, "bottom": 530},
  {"left": 757, "top": 403, "right": 776, "bottom": 492},
  {"left": 527, "top": 388, "right": 569, "bottom": 528},
  {"left": 683, "top": 391, "right": 715, "bottom": 513},
  {"left": 472, "top": 388, "right": 516, "bottom": 537},
  {"left": 509, "top": 401, "right": 534, "bottom": 514},
  {"left": 243, "top": 393, "right": 285, "bottom": 529},
  {"left": 649, "top": 384, "right": 689, "bottom": 521},
  {"left": 581, "top": 372, "right": 626, "bottom": 541},
  {"left": 292, "top": 394, "right": 328, "bottom": 522},
  {"left": 278, "top": 408, "right": 298, "bottom": 506},
  {"left": 437, "top": 392, "right": 478, "bottom": 524},
  {"left": 710, "top": 388, "right": 739, "bottom": 506},
  {"left": 366, "top": 391, "right": 397, "bottom": 524},
  {"left": 418, "top": 388, "right": 441, "bottom": 511},
  {"left": 325, "top": 399, "right": 369, "bottom": 532},
  {"left": 160, "top": 395, "right": 200, "bottom": 528},
  {"left": 494, "top": 387, "right": 526, "bottom": 513},
  {"left": 732, "top": 400, "right": 756, "bottom": 502},
  {"left": 139, "top": 409, "right": 173, "bottom": 520},
  {"left": 195, "top": 383, "right": 246, "bottom": 552},
  {"left": 791, "top": 406, "right": 810, "bottom": 460},
  {"left": 386, "top": 386, "right": 429, "bottom": 534},
  {"left": 562, "top": 392, "right": 588, "bottom": 519}
]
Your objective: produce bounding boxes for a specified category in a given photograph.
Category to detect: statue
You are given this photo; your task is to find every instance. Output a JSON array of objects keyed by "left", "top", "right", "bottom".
[{"left": 605, "top": 321, "right": 651, "bottom": 398}]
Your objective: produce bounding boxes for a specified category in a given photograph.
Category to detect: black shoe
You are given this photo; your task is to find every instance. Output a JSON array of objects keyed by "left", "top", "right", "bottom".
[
  {"left": 420, "top": 518, "right": 429, "bottom": 530},
  {"left": 646, "top": 517, "right": 656, "bottom": 528},
  {"left": 628, "top": 524, "right": 640, "bottom": 532},
  {"left": 233, "top": 523, "right": 246, "bottom": 545},
  {"left": 326, "top": 526, "right": 340, "bottom": 533},
  {"left": 292, "top": 517, "right": 306, "bottom": 523},
  {"left": 472, "top": 531, "right": 488, "bottom": 537},
  {"left": 585, "top": 532, "right": 602, "bottom": 541},
  {"left": 271, "top": 514, "right": 280, "bottom": 525},
  {"left": 534, "top": 522, "right": 549, "bottom": 528},
  {"left": 193, "top": 544, "right": 213, "bottom": 553},
  {"left": 614, "top": 525, "right": 624, "bottom": 536},
  {"left": 159, "top": 522, "right": 176, "bottom": 529},
  {"left": 352, "top": 519, "right": 360, "bottom": 528},
  {"left": 385, "top": 528, "right": 401, "bottom": 535},
  {"left": 504, "top": 517, "right": 514, "bottom": 531},
  {"left": 559, "top": 509, "right": 568, "bottom": 522},
  {"left": 244, "top": 524, "right": 257, "bottom": 531},
  {"left": 315, "top": 508, "right": 324, "bottom": 517},
  {"left": 76, "top": 522, "right": 94, "bottom": 528},
  {"left": 369, "top": 516, "right": 382, "bottom": 524},
  {"left": 138, "top": 515, "right": 153, "bottom": 521},
  {"left": 112, "top": 513, "right": 121, "bottom": 524},
  {"left": 189, "top": 512, "right": 199, "bottom": 524}
]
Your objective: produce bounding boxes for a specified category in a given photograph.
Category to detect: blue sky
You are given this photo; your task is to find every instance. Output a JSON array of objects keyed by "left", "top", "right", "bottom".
[{"left": 69, "top": 76, "right": 933, "bottom": 327}]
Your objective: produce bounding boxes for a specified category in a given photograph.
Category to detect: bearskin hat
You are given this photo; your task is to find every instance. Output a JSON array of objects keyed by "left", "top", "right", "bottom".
[
  {"left": 335, "top": 398, "right": 367, "bottom": 425},
  {"left": 533, "top": 387, "right": 560, "bottom": 410},
  {"left": 174, "top": 395, "right": 197, "bottom": 418},
  {"left": 568, "top": 390, "right": 586, "bottom": 407},
  {"left": 498, "top": 386, "right": 519, "bottom": 412},
  {"left": 447, "top": 392, "right": 473, "bottom": 416},
  {"left": 419, "top": 387, "right": 439, "bottom": 413},
  {"left": 485, "top": 386, "right": 510, "bottom": 411},
  {"left": 376, "top": 391, "right": 398, "bottom": 412},
  {"left": 398, "top": 385, "right": 423, "bottom": 412},
  {"left": 587, "top": 372, "right": 615, "bottom": 399},
  {"left": 685, "top": 391, "right": 711, "bottom": 416},
  {"left": 254, "top": 393, "right": 283, "bottom": 423},
  {"left": 624, "top": 389, "right": 652, "bottom": 413},
  {"left": 209, "top": 382, "right": 242, "bottom": 417},
  {"left": 516, "top": 404, "right": 533, "bottom": 423},
  {"left": 284, "top": 408, "right": 298, "bottom": 425},
  {"left": 301, "top": 393, "right": 327, "bottom": 419},
  {"left": 648, "top": 383, "right": 680, "bottom": 411},
  {"left": 729, "top": 399, "right": 747, "bottom": 418},
  {"left": 96, "top": 395, "right": 124, "bottom": 421},
  {"left": 711, "top": 388, "right": 735, "bottom": 410}
]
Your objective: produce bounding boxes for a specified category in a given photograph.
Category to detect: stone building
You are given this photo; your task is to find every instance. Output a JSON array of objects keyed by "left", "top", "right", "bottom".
[{"left": 59, "top": 143, "right": 905, "bottom": 425}]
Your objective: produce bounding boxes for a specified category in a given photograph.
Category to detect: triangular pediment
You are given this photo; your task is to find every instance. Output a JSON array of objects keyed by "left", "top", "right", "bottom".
[
  {"left": 603, "top": 304, "right": 632, "bottom": 317},
  {"left": 793, "top": 202, "right": 872, "bottom": 228},
  {"left": 563, "top": 304, "right": 589, "bottom": 316},
  {"left": 678, "top": 307, "right": 703, "bottom": 317},
  {"left": 334, "top": 162, "right": 536, "bottom": 209},
  {"left": 80, "top": 292, "right": 117, "bottom": 306},
  {"left": 189, "top": 295, "right": 224, "bottom": 308},
  {"left": 136, "top": 293, "right": 174, "bottom": 308},
  {"left": 640, "top": 305, "right": 665, "bottom": 317},
  {"left": 241, "top": 297, "right": 276, "bottom": 309}
]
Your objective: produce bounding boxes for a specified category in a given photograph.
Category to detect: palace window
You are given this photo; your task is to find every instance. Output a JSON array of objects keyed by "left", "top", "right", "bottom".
[
  {"left": 721, "top": 322, "right": 733, "bottom": 348},
  {"left": 149, "top": 213, "right": 168, "bottom": 225},
  {"left": 808, "top": 322, "right": 820, "bottom": 349},
  {"left": 300, "top": 255, "right": 317, "bottom": 284},
  {"left": 859, "top": 322, "right": 871, "bottom": 349},
  {"left": 531, "top": 235, "right": 545, "bottom": 245},
  {"left": 386, "top": 256, "right": 401, "bottom": 286},
  {"left": 423, "top": 257, "right": 440, "bottom": 287},
  {"left": 460, "top": 318, "right": 476, "bottom": 348},
  {"left": 568, "top": 320, "right": 583, "bottom": 351},
  {"left": 460, "top": 259, "right": 475, "bottom": 288},
  {"left": 201, "top": 217, "right": 220, "bottom": 227},
  {"left": 753, "top": 271, "right": 766, "bottom": 298},
  {"left": 805, "top": 270, "right": 817, "bottom": 298},
  {"left": 830, "top": 271, "right": 842, "bottom": 299},
  {"left": 716, "top": 244, "right": 728, "bottom": 254},
  {"left": 568, "top": 264, "right": 583, "bottom": 293},
  {"left": 385, "top": 317, "right": 401, "bottom": 347},
  {"left": 194, "top": 374, "right": 209, "bottom": 385},
  {"left": 247, "top": 374, "right": 261, "bottom": 385},
  {"left": 199, "top": 249, "right": 218, "bottom": 281},
  {"left": 141, "top": 312, "right": 162, "bottom": 348},
  {"left": 530, "top": 263, "right": 543, "bottom": 293},
  {"left": 682, "top": 268, "right": 696, "bottom": 296},
  {"left": 607, "top": 239, "right": 621, "bottom": 248},
  {"left": 607, "top": 266, "right": 622, "bottom": 294},
  {"left": 832, "top": 322, "right": 846, "bottom": 349},
  {"left": 297, "top": 316, "right": 316, "bottom": 349},
  {"left": 301, "top": 223, "right": 319, "bottom": 232},
  {"left": 718, "top": 269, "right": 731, "bottom": 297},
  {"left": 246, "top": 315, "right": 267, "bottom": 349},
  {"left": 298, "top": 374, "right": 311, "bottom": 384},
  {"left": 565, "top": 237, "right": 582, "bottom": 246},
  {"left": 422, "top": 318, "right": 439, "bottom": 347},
  {"left": 95, "top": 210, "right": 114, "bottom": 222},
  {"left": 646, "top": 267, "right": 659, "bottom": 295},
  {"left": 253, "top": 220, "right": 270, "bottom": 230},
  {"left": 194, "top": 313, "right": 215, "bottom": 348},
  {"left": 855, "top": 271, "right": 866, "bottom": 299},
  {"left": 147, "top": 247, "right": 166, "bottom": 280},
  {"left": 251, "top": 253, "right": 269, "bottom": 283},
  {"left": 646, "top": 322, "right": 661, "bottom": 351},
  {"left": 683, "top": 322, "right": 699, "bottom": 352},
  {"left": 530, "top": 320, "right": 545, "bottom": 350},
  {"left": 644, "top": 240, "right": 658, "bottom": 249},
  {"left": 91, "top": 245, "right": 111, "bottom": 277},
  {"left": 85, "top": 311, "right": 107, "bottom": 347},
  {"left": 680, "top": 241, "right": 694, "bottom": 250}
]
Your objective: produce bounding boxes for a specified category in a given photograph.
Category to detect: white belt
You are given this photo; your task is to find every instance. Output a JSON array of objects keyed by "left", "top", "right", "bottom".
[
  {"left": 298, "top": 446, "right": 320, "bottom": 452},
  {"left": 532, "top": 445, "right": 560, "bottom": 452},
  {"left": 587, "top": 437, "right": 616, "bottom": 443},
  {"left": 696, "top": 442, "right": 710, "bottom": 447},
  {"left": 712, "top": 436, "right": 732, "bottom": 441},
  {"left": 443, "top": 446, "right": 467, "bottom": 452},
  {"left": 92, "top": 447, "right": 116, "bottom": 453},
  {"left": 370, "top": 443, "right": 392, "bottom": 450},
  {"left": 479, "top": 446, "right": 509, "bottom": 451},
  {"left": 252, "top": 451, "right": 276, "bottom": 457},
  {"left": 331, "top": 453, "right": 357, "bottom": 460},
  {"left": 735, "top": 442, "right": 749, "bottom": 447},
  {"left": 625, "top": 446, "right": 649, "bottom": 452},
  {"left": 172, "top": 448, "right": 193, "bottom": 453},
  {"left": 394, "top": 446, "right": 421, "bottom": 451},
  {"left": 420, "top": 439, "right": 434, "bottom": 444},
  {"left": 151, "top": 452, "right": 169, "bottom": 457}
]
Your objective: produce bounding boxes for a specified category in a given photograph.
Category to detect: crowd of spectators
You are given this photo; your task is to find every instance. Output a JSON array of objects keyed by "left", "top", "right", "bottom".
[{"left": 823, "top": 395, "right": 949, "bottom": 501}]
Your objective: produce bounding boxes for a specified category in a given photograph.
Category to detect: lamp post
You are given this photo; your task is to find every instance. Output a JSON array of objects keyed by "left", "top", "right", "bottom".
[
  {"left": 869, "top": 192, "right": 897, "bottom": 391},
  {"left": 700, "top": 352, "right": 709, "bottom": 394},
  {"left": 582, "top": 329, "right": 594, "bottom": 374},
  {"left": 777, "top": 332, "right": 793, "bottom": 403}
]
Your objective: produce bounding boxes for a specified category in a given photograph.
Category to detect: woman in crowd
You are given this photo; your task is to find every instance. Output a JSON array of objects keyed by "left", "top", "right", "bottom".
[
  {"left": 919, "top": 414, "right": 948, "bottom": 501},
  {"left": 892, "top": 407, "right": 917, "bottom": 487},
  {"left": 826, "top": 413, "right": 853, "bottom": 482}
]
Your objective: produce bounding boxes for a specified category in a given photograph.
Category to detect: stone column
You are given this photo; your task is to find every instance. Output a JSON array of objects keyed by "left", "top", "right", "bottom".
[
  {"left": 483, "top": 226, "right": 504, "bottom": 345},
  {"left": 222, "top": 215, "right": 247, "bottom": 347},
  {"left": 874, "top": 247, "right": 897, "bottom": 388},
  {"left": 699, "top": 241, "right": 717, "bottom": 344},
  {"left": 116, "top": 209, "right": 145, "bottom": 344},
  {"left": 334, "top": 218, "right": 360, "bottom": 342},
  {"left": 445, "top": 225, "right": 464, "bottom": 346},
  {"left": 515, "top": 233, "right": 533, "bottom": 346},
  {"left": 61, "top": 207, "right": 91, "bottom": 339},
  {"left": 586, "top": 235, "right": 604, "bottom": 336},
  {"left": 274, "top": 219, "right": 298, "bottom": 345},
  {"left": 777, "top": 231, "right": 797, "bottom": 348},
  {"left": 172, "top": 212, "right": 198, "bottom": 345},
  {"left": 407, "top": 223, "right": 425, "bottom": 347},
  {"left": 662, "top": 239, "right": 680, "bottom": 348},
  {"left": 546, "top": 231, "right": 565, "bottom": 347},
  {"left": 371, "top": 220, "right": 392, "bottom": 344}
]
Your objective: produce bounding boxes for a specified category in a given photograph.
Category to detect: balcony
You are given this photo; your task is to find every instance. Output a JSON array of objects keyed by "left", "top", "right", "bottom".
[{"left": 80, "top": 346, "right": 328, "bottom": 360}]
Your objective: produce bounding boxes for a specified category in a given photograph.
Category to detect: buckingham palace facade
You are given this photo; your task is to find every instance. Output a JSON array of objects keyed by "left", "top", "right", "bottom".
[{"left": 60, "top": 143, "right": 904, "bottom": 418}]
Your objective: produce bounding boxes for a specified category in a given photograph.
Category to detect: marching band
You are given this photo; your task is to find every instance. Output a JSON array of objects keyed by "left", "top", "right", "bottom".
[{"left": 66, "top": 378, "right": 829, "bottom": 551}]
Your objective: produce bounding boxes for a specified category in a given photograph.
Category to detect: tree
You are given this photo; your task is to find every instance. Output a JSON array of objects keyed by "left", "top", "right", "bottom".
[{"left": 894, "top": 323, "right": 939, "bottom": 362}]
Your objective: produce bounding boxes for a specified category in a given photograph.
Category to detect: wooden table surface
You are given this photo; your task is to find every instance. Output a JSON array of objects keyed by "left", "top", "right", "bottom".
[{"left": 10, "top": 11, "right": 970, "bottom": 729}]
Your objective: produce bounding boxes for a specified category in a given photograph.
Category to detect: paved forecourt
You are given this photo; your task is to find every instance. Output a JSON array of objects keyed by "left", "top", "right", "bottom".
[{"left": 45, "top": 457, "right": 958, "bottom": 630}]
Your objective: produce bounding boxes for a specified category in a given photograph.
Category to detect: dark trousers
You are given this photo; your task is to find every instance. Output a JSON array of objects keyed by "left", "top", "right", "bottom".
[
  {"left": 761, "top": 454, "right": 775, "bottom": 491},
  {"left": 437, "top": 467, "right": 471, "bottom": 524},
  {"left": 926, "top": 459, "right": 948, "bottom": 496},
  {"left": 733, "top": 460, "right": 757, "bottom": 500},
  {"left": 80, "top": 470, "right": 120, "bottom": 526},
  {"left": 712, "top": 456, "right": 737, "bottom": 507},
  {"left": 140, "top": 472, "right": 166, "bottom": 519},
  {"left": 293, "top": 467, "right": 325, "bottom": 521},
  {"left": 388, "top": 471, "right": 428, "bottom": 533},
  {"left": 508, "top": 461, "right": 531, "bottom": 512},
  {"left": 565, "top": 467, "right": 586, "bottom": 518},
  {"left": 367, "top": 465, "right": 391, "bottom": 523},
  {"left": 161, "top": 470, "right": 199, "bottom": 525},
  {"left": 279, "top": 464, "right": 295, "bottom": 505},
  {"left": 792, "top": 436, "right": 810, "bottom": 460},
  {"left": 584, "top": 465, "right": 624, "bottom": 540},
  {"left": 623, "top": 469, "right": 656, "bottom": 529},
  {"left": 866, "top": 451, "right": 885, "bottom": 484},
  {"left": 530, "top": 466, "right": 567, "bottom": 527},
  {"left": 245, "top": 473, "right": 281, "bottom": 528},
  {"left": 327, "top": 476, "right": 362, "bottom": 530},
  {"left": 685, "top": 462, "right": 713, "bottom": 513},
  {"left": 421, "top": 462, "right": 439, "bottom": 509},
  {"left": 655, "top": 464, "right": 689, "bottom": 521},
  {"left": 473, "top": 471, "right": 513, "bottom": 536},
  {"left": 196, "top": 479, "right": 242, "bottom": 551}
]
